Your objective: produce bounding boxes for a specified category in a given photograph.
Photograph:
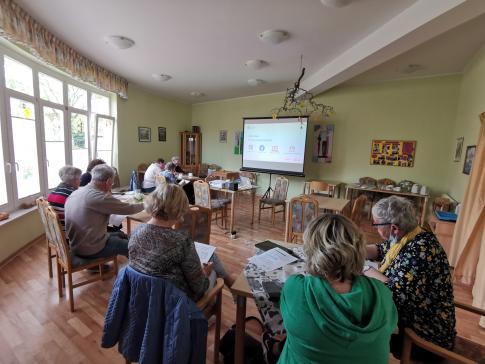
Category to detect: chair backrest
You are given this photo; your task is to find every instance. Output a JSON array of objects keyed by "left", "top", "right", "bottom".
[
  {"left": 36, "top": 197, "right": 55, "bottom": 245},
  {"left": 137, "top": 163, "right": 148, "bottom": 172},
  {"left": 303, "top": 181, "right": 331, "bottom": 195},
  {"left": 177, "top": 206, "right": 212, "bottom": 243},
  {"left": 433, "top": 197, "right": 451, "bottom": 212},
  {"left": 155, "top": 175, "right": 166, "bottom": 186},
  {"left": 273, "top": 177, "right": 289, "bottom": 201},
  {"left": 351, "top": 194, "right": 368, "bottom": 226},
  {"left": 45, "top": 205, "right": 72, "bottom": 269},
  {"left": 288, "top": 194, "right": 319, "bottom": 243},
  {"left": 193, "top": 180, "right": 212, "bottom": 209}
]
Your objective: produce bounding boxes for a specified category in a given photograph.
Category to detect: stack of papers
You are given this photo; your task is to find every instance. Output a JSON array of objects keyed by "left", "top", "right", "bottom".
[
  {"left": 249, "top": 248, "right": 298, "bottom": 272},
  {"left": 194, "top": 242, "right": 216, "bottom": 264}
]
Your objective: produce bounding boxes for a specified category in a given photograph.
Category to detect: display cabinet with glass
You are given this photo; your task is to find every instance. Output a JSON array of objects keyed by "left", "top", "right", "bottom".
[{"left": 180, "top": 132, "right": 201, "bottom": 175}]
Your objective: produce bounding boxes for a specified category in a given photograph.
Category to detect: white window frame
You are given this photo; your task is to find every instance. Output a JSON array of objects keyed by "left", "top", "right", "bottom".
[
  {"left": 94, "top": 114, "right": 115, "bottom": 166},
  {"left": 0, "top": 43, "right": 116, "bottom": 213}
]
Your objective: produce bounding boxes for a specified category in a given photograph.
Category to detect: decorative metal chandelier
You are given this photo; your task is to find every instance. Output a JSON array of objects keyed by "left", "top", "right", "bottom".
[{"left": 271, "top": 58, "right": 334, "bottom": 120}]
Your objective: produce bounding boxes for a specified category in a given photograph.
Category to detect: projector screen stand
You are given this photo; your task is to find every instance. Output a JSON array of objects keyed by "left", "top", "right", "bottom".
[{"left": 262, "top": 173, "right": 274, "bottom": 199}]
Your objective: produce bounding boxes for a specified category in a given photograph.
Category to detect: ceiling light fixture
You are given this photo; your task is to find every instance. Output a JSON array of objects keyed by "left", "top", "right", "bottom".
[
  {"left": 271, "top": 55, "right": 334, "bottom": 120},
  {"left": 152, "top": 73, "right": 172, "bottom": 81},
  {"left": 400, "top": 64, "right": 424, "bottom": 74},
  {"left": 104, "top": 35, "right": 135, "bottom": 49},
  {"left": 320, "top": 0, "right": 352, "bottom": 8},
  {"left": 248, "top": 78, "right": 265, "bottom": 87},
  {"left": 190, "top": 91, "right": 205, "bottom": 97},
  {"left": 244, "top": 59, "right": 268, "bottom": 70},
  {"left": 258, "top": 30, "right": 289, "bottom": 45}
]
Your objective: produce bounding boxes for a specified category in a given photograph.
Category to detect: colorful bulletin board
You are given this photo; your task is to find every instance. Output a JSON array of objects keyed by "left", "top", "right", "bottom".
[{"left": 370, "top": 140, "right": 416, "bottom": 167}]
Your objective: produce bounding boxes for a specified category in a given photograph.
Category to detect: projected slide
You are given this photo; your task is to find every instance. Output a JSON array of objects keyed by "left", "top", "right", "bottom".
[{"left": 242, "top": 117, "right": 308, "bottom": 175}]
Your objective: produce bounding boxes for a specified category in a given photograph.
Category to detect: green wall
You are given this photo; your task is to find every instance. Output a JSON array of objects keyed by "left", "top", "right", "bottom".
[
  {"left": 116, "top": 84, "right": 192, "bottom": 184},
  {"left": 192, "top": 76, "right": 461, "bottom": 198},
  {"left": 445, "top": 45, "right": 485, "bottom": 201}
]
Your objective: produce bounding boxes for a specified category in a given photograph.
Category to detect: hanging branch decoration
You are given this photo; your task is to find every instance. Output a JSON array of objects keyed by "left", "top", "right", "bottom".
[{"left": 271, "top": 67, "right": 334, "bottom": 121}]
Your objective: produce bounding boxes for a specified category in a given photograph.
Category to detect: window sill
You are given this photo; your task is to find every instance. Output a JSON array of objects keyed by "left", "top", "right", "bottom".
[{"left": 0, "top": 206, "right": 37, "bottom": 228}]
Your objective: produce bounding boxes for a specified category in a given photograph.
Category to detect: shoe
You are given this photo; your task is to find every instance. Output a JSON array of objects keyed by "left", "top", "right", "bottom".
[{"left": 87, "top": 264, "right": 111, "bottom": 273}]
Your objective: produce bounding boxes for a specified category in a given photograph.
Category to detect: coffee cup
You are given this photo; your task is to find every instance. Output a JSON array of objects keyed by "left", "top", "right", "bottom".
[
  {"left": 420, "top": 185, "right": 428, "bottom": 195},
  {"left": 411, "top": 184, "right": 420, "bottom": 194}
]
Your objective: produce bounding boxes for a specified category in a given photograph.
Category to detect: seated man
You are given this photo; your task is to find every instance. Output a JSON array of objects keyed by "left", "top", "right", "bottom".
[
  {"left": 65, "top": 164, "right": 144, "bottom": 259},
  {"left": 171, "top": 156, "right": 185, "bottom": 174},
  {"left": 142, "top": 158, "right": 165, "bottom": 193},
  {"left": 48, "top": 165, "right": 82, "bottom": 231}
]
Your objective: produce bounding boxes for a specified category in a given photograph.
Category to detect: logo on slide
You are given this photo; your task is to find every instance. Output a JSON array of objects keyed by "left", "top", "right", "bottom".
[
  {"left": 259, "top": 145, "right": 265, "bottom": 151},
  {"left": 289, "top": 145, "right": 295, "bottom": 152},
  {"left": 271, "top": 146, "right": 279, "bottom": 152}
]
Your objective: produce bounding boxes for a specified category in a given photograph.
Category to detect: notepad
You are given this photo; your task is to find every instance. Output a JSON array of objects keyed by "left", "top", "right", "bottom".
[
  {"left": 249, "top": 248, "right": 298, "bottom": 272},
  {"left": 194, "top": 242, "right": 216, "bottom": 264}
]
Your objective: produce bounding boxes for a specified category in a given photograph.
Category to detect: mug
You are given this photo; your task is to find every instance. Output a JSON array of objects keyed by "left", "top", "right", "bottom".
[
  {"left": 411, "top": 184, "right": 420, "bottom": 194},
  {"left": 420, "top": 185, "right": 428, "bottom": 195}
]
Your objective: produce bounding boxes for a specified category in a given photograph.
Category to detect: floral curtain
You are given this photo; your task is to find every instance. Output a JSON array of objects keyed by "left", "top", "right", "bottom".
[{"left": 0, "top": 0, "right": 128, "bottom": 98}]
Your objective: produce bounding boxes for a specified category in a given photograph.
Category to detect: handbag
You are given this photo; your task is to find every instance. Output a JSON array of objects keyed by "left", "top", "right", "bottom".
[{"left": 219, "top": 316, "right": 265, "bottom": 364}]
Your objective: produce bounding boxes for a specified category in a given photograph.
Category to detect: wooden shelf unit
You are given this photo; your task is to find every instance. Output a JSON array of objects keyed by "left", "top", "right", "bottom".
[{"left": 180, "top": 131, "right": 201, "bottom": 175}]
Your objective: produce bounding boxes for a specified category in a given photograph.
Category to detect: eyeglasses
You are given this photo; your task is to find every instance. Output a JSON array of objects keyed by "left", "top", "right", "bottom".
[{"left": 372, "top": 222, "right": 391, "bottom": 227}]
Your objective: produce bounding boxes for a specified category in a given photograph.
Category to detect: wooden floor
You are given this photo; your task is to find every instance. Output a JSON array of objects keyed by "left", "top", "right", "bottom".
[{"left": 0, "top": 195, "right": 483, "bottom": 363}]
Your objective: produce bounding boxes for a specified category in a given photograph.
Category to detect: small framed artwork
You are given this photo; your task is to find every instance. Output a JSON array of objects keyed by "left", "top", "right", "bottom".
[
  {"left": 462, "top": 145, "right": 476, "bottom": 175},
  {"left": 219, "top": 130, "right": 227, "bottom": 143},
  {"left": 158, "top": 127, "right": 166, "bottom": 142},
  {"left": 454, "top": 137, "right": 464, "bottom": 162},
  {"left": 138, "top": 127, "right": 151, "bottom": 142}
]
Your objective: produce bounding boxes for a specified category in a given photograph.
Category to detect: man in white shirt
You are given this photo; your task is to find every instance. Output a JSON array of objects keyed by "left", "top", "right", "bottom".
[{"left": 142, "top": 158, "right": 165, "bottom": 192}]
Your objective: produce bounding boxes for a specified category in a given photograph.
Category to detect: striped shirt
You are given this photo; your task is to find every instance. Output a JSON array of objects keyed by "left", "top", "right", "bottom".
[{"left": 47, "top": 183, "right": 77, "bottom": 229}]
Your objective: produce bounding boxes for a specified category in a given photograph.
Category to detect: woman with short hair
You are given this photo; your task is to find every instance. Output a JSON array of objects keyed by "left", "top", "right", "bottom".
[
  {"left": 366, "top": 195, "right": 456, "bottom": 360},
  {"left": 128, "top": 183, "right": 232, "bottom": 301},
  {"left": 80, "top": 158, "right": 105, "bottom": 186},
  {"left": 278, "top": 214, "right": 397, "bottom": 364}
]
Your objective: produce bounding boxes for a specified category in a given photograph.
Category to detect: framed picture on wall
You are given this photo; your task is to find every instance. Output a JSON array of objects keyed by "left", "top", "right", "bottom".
[
  {"left": 138, "top": 127, "right": 151, "bottom": 142},
  {"left": 219, "top": 130, "right": 227, "bottom": 143},
  {"left": 453, "top": 137, "right": 464, "bottom": 162},
  {"left": 462, "top": 145, "right": 476, "bottom": 175},
  {"left": 158, "top": 127, "right": 166, "bottom": 142}
]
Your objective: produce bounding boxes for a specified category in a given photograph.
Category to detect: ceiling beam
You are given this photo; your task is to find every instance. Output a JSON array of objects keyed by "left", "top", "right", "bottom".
[{"left": 303, "top": 0, "right": 485, "bottom": 94}]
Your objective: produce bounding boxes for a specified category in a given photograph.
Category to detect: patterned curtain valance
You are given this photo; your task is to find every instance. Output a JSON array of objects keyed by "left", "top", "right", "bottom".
[{"left": 0, "top": 0, "right": 128, "bottom": 99}]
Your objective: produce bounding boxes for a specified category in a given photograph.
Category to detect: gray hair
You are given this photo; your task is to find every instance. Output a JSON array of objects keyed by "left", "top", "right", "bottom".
[
  {"left": 303, "top": 214, "right": 366, "bottom": 282},
  {"left": 91, "top": 164, "right": 115, "bottom": 182},
  {"left": 144, "top": 183, "right": 189, "bottom": 220},
  {"left": 171, "top": 156, "right": 180, "bottom": 162},
  {"left": 59, "top": 165, "right": 82, "bottom": 184},
  {"left": 165, "top": 162, "right": 176, "bottom": 171},
  {"left": 371, "top": 196, "right": 418, "bottom": 233}
]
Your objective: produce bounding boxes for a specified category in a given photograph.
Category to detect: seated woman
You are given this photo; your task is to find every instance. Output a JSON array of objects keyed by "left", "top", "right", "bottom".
[
  {"left": 80, "top": 158, "right": 105, "bottom": 186},
  {"left": 161, "top": 162, "right": 178, "bottom": 184},
  {"left": 128, "top": 183, "right": 233, "bottom": 301},
  {"left": 279, "top": 214, "right": 397, "bottom": 364},
  {"left": 365, "top": 195, "right": 456, "bottom": 360}
]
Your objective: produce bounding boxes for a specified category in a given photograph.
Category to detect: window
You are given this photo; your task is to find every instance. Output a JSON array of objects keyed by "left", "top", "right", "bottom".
[{"left": 0, "top": 51, "right": 116, "bottom": 211}]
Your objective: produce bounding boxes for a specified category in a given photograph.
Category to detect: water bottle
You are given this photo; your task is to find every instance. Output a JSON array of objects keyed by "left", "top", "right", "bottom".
[{"left": 129, "top": 170, "right": 139, "bottom": 191}]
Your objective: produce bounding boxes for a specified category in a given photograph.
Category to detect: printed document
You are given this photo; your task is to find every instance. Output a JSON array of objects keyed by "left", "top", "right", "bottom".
[
  {"left": 195, "top": 242, "right": 216, "bottom": 264},
  {"left": 249, "top": 248, "right": 298, "bottom": 272}
]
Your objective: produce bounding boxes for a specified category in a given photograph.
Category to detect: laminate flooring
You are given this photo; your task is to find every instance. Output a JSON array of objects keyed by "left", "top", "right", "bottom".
[{"left": 0, "top": 195, "right": 483, "bottom": 363}]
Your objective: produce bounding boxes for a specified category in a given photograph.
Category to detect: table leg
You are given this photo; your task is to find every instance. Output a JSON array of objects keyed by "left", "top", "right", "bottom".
[
  {"left": 230, "top": 193, "right": 235, "bottom": 232},
  {"left": 235, "top": 295, "right": 247, "bottom": 364},
  {"left": 251, "top": 190, "right": 255, "bottom": 225}
]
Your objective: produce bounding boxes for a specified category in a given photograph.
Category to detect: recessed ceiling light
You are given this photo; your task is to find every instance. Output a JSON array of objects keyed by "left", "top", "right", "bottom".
[
  {"left": 104, "top": 35, "right": 135, "bottom": 49},
  {"left": 245, "top": 60, "right": 268, "bottom": 70},
  {"left": 152, "top": 73, "right": 172, "bottom": 81},
  {"left": 258, "top": 30, "right": 289, "bottom": 45},
  {"left": 190, "top": 91, "right": 205, "bottom": 97},
  {"left": 248, "top": 79, "right": 265, "bottom": 87},
  {"left": 320, "top": 0, "right": 352, "bottom": 8}
]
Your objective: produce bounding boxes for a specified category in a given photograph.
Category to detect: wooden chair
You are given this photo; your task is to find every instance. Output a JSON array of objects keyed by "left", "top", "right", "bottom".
[
  {"left": 401, "top": 301, "right": 485, "bottom": 364},
  {"left": 155, "top": 174, "right": 166, "bottom": 186},
  {"left": 177, "top": 205, "right": 212, "bottom": 244},
  {"left": 44, "top": 205, "right": 118, "bottom": 312},
  {"left": 259, "top": 176, "right": 289, "bottom": 224},
  {"left": 194, "top": 180, "right": 229, "bottom": 227},
  {"left": 350, "top": 194, "right": 369, "bottom": 226},
  {"left": 303, "top": 180, "right": 333, "bottom": 197},
  {"left": 287, "top": 194, "right": 319, "bottom": 243},
  {"left": 136, "top": 163, "right": 148, "bottom": 185},
  {"left": 36, "top": 197, "right": 57, "bottom": 279}
]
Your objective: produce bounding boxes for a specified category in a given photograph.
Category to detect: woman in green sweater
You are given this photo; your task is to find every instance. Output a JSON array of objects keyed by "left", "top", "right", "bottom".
[{"left": 278, "top": 214, "right": 397, "bottom": 364}]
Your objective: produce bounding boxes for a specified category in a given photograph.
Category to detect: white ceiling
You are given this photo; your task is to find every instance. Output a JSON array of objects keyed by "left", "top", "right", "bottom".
[{"left": 13, "top": 0, "right": 485, "bottom": 103}]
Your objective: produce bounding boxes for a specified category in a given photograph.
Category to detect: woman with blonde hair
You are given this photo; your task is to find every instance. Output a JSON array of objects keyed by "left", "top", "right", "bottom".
[
  {"left": 128, "top": 183, "right": 232, "bottom": 301},
  {"left": 278, "top": 214, "right": 397, "bottom": 364}
]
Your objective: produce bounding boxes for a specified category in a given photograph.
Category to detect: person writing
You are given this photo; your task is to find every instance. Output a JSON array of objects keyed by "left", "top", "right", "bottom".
[
  {"left": 365, "top": 196, "right": 456, "bottom": 361},
  {"left": 278, "top": 214, "right": 397, "bottom": 364},
  {"left": 142, "top": 158, "right": 165, "bottom": 193}
]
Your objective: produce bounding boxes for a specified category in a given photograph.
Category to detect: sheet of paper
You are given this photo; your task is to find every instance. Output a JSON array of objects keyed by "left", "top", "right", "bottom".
[
  {"left": 365, "top": 260, "right": 380, "bottom": 270},
  {"left": 249, "top": 248, "right": 298, "bottom": 272},
  {"left": 194, "top": 242, "right": 216, "bottom": 264}
]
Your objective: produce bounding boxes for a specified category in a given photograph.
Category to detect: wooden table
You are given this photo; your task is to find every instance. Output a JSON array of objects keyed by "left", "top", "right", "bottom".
[
  {"left": 284, "top": 195, "right": 351, "bottom": 242},
  {"left": 209, "top": 186, "right": 258, "bottom": 233},
  {"left": 345, "top": 185, "right": 429, "bottom": 225},
  {"left": 230, "top": 241, "right": 298, "bottom": 364}
]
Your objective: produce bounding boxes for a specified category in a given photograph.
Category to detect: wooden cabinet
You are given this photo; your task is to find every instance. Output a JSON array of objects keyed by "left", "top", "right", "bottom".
[
  {"left": 429, "top": 214, "right": 456, "bottom": 256},
  {"left": 180, "top": 132, "right": 201, "bottom": 175}
]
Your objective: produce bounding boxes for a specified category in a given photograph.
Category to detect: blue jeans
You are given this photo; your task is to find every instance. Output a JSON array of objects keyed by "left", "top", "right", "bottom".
[{"left": 80, "top": 232, "right": 129, "bottom": 259}]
